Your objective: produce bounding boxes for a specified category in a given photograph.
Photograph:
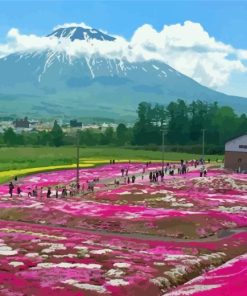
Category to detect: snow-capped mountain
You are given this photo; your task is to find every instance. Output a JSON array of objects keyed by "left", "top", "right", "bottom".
[
  {"left": 47, "top": 26, "right": 116, "bottom": 41},
  {"left": 0, "top": 24, "right": 246, "bottom": 120}
]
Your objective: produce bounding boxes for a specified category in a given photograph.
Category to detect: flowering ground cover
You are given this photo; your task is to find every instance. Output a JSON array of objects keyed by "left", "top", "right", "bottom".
[
  {"left": 0, "top": 162, "right": 161, "bottom": 195},
  {"left": 166, "top": 253, "right": 247, "bottom": 296},
  {"left": 0, "top": 196, "right": 246, "bottom": 240},
  {"left": 0, "top": 220, "right": 246, "bottom": 296},
  {"left": 0, "top": 166, "right": 246, "bottom": 239},
  {"left": 0, "top": 163, "right": 246, "bottom": 295}
]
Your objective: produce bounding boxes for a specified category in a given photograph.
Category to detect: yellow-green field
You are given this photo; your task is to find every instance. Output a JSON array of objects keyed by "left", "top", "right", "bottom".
[{"left": 0, "top": 147, "right": 223, "bottom": 183}]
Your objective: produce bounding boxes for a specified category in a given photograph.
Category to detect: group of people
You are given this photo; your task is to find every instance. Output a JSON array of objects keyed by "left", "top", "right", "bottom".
[
  {"left": 121, "top": 168, "right": 129, "bottom": 177},
  {"left": 7, "top": 179, "right": 100, "bottom": 198},
  {"left": 149, "top": 170, "right": 165, "bottom": 182},
  {"left": 6, "top": 159, "right": 210, "bottom": 198}
]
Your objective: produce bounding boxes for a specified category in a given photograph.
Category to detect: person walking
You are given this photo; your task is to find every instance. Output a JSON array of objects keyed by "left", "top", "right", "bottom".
[
  {"left": 200, "top": 167, "right": 204, "bottom": 177},
  {"left": 28, "top": 189, "right": 32, "bottom": 198},
  {"left": 40, "top": 187, "right": 43, "bottom": 199},
  {"left": 142, "top": 167, "right": 146, "bottom": 174},
  {"left": 32, "top": 186, "right": 38, "bottom": 198},
  {"left": 47, "top": 187, "right": 51, "bottom": 198},
  {"left": 8, "top": 182, "right": 14, "bottom": 197},
  {"left": 161, "top": 170, "right": 164, "bottom": 182},
  {"left": 17, "top": 186, "right": 22, "bottom": 197},
  {"left": 55, "top": 186, "right": 59, "bottom": 198}
]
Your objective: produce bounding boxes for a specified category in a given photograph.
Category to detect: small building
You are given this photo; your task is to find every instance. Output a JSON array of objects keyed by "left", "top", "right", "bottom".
[
  {"left": 70, "top": 120, "right": 82, "bottom": 128},
  {"left": 14, "top": 117, "right": 30, "bottom": 129},
  {"left": 225, "top": 134, "right": 247, "bottom": 171}
]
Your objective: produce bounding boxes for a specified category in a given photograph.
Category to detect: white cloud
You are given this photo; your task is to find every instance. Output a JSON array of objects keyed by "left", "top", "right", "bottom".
[
  {"left": 53, "top": 22, "right": 92, "bottom": 30},
  {"left": 129, "top": 21, "right": 247, "bottom": 88},
  {"left": 0, "top": 21, "right": 247, "bottom": 89}
]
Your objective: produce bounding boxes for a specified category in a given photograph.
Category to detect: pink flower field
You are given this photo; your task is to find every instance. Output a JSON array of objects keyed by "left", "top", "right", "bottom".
[
  {"left": 0, "top": 220, "right": 246, "bottom": 296},
  {"left": 0, "top": 163, "right": 246, "bottom": 295},
  {"left": 166, "top": 253, "right": 247, "bottom": 296}
]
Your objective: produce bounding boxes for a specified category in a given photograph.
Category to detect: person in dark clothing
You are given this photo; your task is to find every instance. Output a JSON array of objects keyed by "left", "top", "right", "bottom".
[
  {"left": 161, "top": 170, "right": 164, "bottom": 181},
  {"left": 131, "top": 175, "right": 136, "bottom": 183},
  {"left": 32, "top": 186, "right": 38, "bottom": 197},
  {"left": 55, "top": 186, "right": 59, "bottom": 198},
  {"left": 9, "top": 182, "right": 14, "bottom": 197},
  {"left": 149, "top": 172, "right": 153, "bottom": 182},
  {"left": 28, "top": 189, "right": 32, "bottom": 198},
  {"left": 47, "top": 187, "right": 51, "bottom": 198},
  {"left": 78, "top": 183, "right": 81, "bottom": 192},
  {"left": 121, "top": 168, "right": 124, "bottom": 177},
  {"left": 153, "top": 174, "right": 157, "bottom": 182},
  {"left": 61, "top": 188, "right": 66, "bottom": 198},
  {"left": 17, "top": 186, "right": 21, "bottom": 197},
  {"left": 127, "top": 177, "right": 130, "bottom": 184}
]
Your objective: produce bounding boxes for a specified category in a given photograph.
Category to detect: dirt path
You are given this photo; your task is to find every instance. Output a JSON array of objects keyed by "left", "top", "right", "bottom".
[{"left": 1, "top": 218, "right": 246, "bottom": 243}]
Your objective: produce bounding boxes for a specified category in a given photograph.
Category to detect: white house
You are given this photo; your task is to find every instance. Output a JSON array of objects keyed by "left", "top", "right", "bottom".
[{"left": 225, "top": 134, "right": 247, "bottom": 171}]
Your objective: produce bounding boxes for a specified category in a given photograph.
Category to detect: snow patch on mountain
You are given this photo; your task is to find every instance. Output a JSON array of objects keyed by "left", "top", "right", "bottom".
[{"left": 54, "top": 22, "right": 92, "bottom": 30}]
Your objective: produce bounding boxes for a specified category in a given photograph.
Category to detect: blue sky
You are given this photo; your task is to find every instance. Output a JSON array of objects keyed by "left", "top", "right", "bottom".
[
  {"left": 0, "top": 0, "right": 247, "bottom": 46},
  {"left": 0, "top": 0, "right": 247, "bottom": 97}
]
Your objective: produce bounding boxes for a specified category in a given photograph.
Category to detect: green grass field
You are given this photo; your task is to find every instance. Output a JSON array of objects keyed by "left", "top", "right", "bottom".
[
  {"left": 0, "top": 146, "right": 223, "bottom": 183},
  {"left": 0, "top": 146, "right": 223, "bottom": 170}
]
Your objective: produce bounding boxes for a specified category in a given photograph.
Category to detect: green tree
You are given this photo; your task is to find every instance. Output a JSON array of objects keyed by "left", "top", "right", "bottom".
[
  {"left": 213, "top": 106, "right": 238, "bottom": 145},
  {"left": 116, "top": 123, "right": 128, "bottom": 145},
  {"left": 100, "top": 127, "right": 115, "bottom": 145},
  {"left": 50, "top": 120, "right": 64, "bottom": 147},
  {"left": 166, "top": 99, "right": 190, "bottom": 145},
  {"left": 37, "top": 131, "right": 51, "bottom": 146},
  {"left": 81, "top": 129, "right": 100, "bottom": 146},
  {"left": 133, "top": 102, "right": 166, "bottom": 145},
  {"left": 3, "top": 128, "right": 18, "bottom": 146}
]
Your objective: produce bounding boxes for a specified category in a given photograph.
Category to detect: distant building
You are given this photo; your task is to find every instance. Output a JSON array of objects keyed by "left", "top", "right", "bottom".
[
  {"left": 14, "top": 117, "right": 30, "bottom": 129},
  {"left": 225, "top": 134, "right": 247, "bottom": 171},
  {"left": 70, "top": 120, "right": 82, "bottom": 128}
]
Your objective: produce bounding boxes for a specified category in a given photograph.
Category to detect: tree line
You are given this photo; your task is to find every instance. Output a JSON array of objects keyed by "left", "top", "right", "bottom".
[
  {"left": 0, "top": 99, "right": 246, "bottom": 153},
  {"left": 133, "top": 100, "right": 247, "bottom": 146}
]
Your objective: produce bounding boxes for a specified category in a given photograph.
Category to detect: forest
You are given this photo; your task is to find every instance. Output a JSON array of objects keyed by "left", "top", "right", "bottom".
[{"left": 1, "top": 99, "right": 246, "bottom": 154}]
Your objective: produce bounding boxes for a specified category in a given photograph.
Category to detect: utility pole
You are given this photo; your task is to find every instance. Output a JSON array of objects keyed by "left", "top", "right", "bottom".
[
  {"left": 76, "top": 130, "right": 80, "bottom": 192},
  {"left": 161, "top": 128, "right": 165, "bottom": 172},
  {"left": 202, "top": 129, "right": 206, "bottom": 162}
]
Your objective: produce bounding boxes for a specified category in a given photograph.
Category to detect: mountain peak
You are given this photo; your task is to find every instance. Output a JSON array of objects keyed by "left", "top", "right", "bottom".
[{"left": 47, "top": 25, "right": 116, "bottom": 42}]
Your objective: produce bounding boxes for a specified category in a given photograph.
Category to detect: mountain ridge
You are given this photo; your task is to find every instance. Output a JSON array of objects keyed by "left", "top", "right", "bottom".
[{"left": 0, "top": 24, "right": 246, "bottom": 120}]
